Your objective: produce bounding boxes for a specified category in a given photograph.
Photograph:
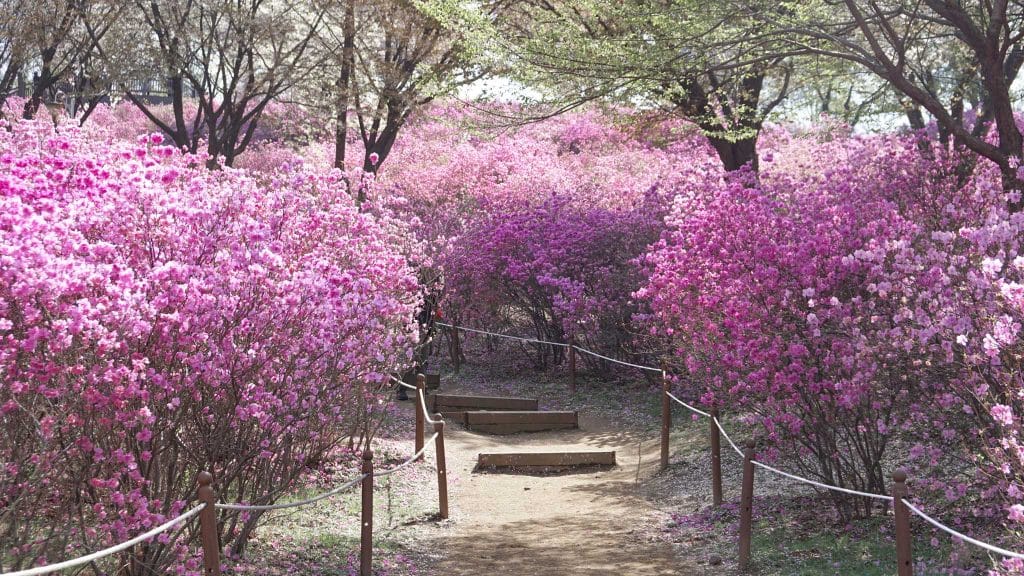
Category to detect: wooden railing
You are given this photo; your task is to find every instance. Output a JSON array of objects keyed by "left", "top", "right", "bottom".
[
  {"left": 439, "top": 321, "right": 1024, "bottom": 575},
  {"left": 1, "top": 374, "right": 446, "bottom": 576}
]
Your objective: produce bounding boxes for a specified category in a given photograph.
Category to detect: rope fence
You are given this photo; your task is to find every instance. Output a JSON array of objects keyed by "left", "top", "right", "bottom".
[
  {"left": 7, "top": 316, "right": 1021, "bottom": 576},
  {"left": 439, "top": 321, "right": 1024, "bottom": 574},
  {"left": 666, "top": 390, "right": 711, "bottom": 418},
  {"left": 374, "top": 432, "right": 440, "bottom": 477},
  {"left": 0, "top": 506, "right": 205, "bottom": 576},
  {"left": 572, "top": 345, "right": 663, "bottom": 373},
  {"left": 712, "top": 414, "right": 744, "bottom": 458},
  {"left": 1, "top": 373, "right": 448, "bottom": 576},
  {"left": 214, "top": 475, "right": 369, "bottom": 512},
  {"left": 435, "top": 322, "right": 570, "bottom": 347},
  {"left": 903, "top": 500, "right": 1024, "bottom": 560}
]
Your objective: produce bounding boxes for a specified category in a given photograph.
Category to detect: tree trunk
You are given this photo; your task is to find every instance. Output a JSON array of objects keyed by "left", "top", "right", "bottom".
[
  {"left": 905, "top": 107, "right": 926, "bottom": 132},
  {"left": 1001, "top": 165, "right": 1024, "bottom": 213},
  {"left": 981, "top": 57, "right": 1024, "bottom": 174},
  {"left": 23, "top": 49, "right": 57, "bottom": 120},
  {"left": 169, "top": 75, "right": 190, "bottom": 149},
  {"left": 706, "top": 133, "right": 759, "bottom": 172},
  {"left": 668, "top": 72, "right": 765, "bottom": 173},
  {"left": 333, "top": 1, "right": 356, "bottom": 169}
]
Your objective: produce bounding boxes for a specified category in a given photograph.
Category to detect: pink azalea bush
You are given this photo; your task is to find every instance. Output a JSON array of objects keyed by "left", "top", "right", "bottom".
[
  {"left": 379, "top": 108, "right": 719, "bottom": 367},
  {"left": 0, "top": 119, "right": 421, "bottom": 574},
  {"left": 640, "top": 135, "right": 929, "bottom": 519},
  {"left": 641, "top": 126, "right": 1024, "bottom": 560}
]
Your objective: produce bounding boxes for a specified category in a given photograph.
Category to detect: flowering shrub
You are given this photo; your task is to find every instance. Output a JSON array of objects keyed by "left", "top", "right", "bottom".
[
  {"left": 378, "top": 109, "right": 718, "bottom": 367},
  {"left": 441, "top": 194, "right": 662, "bottom": 366},
  {"left": 640, "top": 125, "right": 1024, "bottom": 558},
  {"left": 0, "top": 119, "right": 420, "bottom": 574},
  {"left": 640, "top": 137, "right": 933, "bottom": 519}
]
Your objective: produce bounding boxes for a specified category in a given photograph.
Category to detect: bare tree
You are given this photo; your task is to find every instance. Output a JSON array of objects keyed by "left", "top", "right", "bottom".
[
  {"left": 96, "top": 0, "right": 326, "bottom": 168},
  {"left": 736, "top": 0, "right": 1024, "bottom": 203},
  {"left": 330, "top": 0, "right": 356, "bottom": 169},
  {"left": 0, "top": 1, "right": 117, "bottom": 121},
  {"left": 315, "top": 0, "right": 486, "bottom": 177},
  {"left": 0, "top": 0, "right": 28, "bottom": 116}
]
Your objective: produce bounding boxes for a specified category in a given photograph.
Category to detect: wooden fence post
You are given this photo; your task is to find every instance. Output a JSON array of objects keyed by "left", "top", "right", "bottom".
[
  {"left": 415, "top": 374, "right": 425, "bottom": 461},
  {"left": 451, "top": 326, "right": 462, "bottom": 373},
  {"left": 738, "top": 439, "right": 756, "bottom": 572},
  {"left": 710, "top": 408, "right": 723, "bottom": 507},
  {"left": 892, "top": 469, "right": 914, "bottom": 576},
  {"left": 568, "top": 335, "right": 577, "bottom": 394},
  {"left": 360, "top": 451, "right": 374, "bottom": 576},
  {"left": 196, "top": 471, "right": 220, "bottom": 576},
  {"left": 434, "top": 416, "right": 449, "bottom": 519},
  {"left": 660, "top": 360, "right": 670, "bottom": 471}
]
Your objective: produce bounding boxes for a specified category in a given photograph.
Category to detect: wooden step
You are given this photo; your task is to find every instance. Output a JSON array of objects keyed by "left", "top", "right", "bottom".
[
  {"left": 433, "top": 394, "right": 539, "bottom": 411},
  {"left": 477, "top": 451, "right": 616, "bottom": 470},
  {"left": 465, "top": 410, "right": 578, "bottom": 434},
  {"left": 431, "top": 393, "right": 539, "bottom": 425},
  {"left": 436, "top": 411, "right": 469, "bottom": 425}
]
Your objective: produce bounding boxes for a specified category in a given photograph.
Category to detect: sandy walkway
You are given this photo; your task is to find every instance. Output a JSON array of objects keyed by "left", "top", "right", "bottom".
[{"left": 414, "top": 404, "right": 699, "bottom": 575}]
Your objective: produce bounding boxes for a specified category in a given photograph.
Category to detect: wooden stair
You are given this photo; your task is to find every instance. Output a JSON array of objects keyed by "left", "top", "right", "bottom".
[
  {"left": 464, "top": 410, "right": 578, "bottom": 434},
  {"left": 432, "top": 394, "right": 539, "bottom": 424},
  {"left": 423, "top": 373, "right": 441, "bottom": 390},
  {"left": 477, "top": 451, "right": 616, "bottom": 471}
]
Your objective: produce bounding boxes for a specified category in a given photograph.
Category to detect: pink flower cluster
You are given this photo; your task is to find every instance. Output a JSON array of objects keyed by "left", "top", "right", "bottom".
[
  {"left": 642, "top": 126, "right": 1024, "bottom": 558},
  {"left": 380, "top": 109, "right": 719, "bottom": 362},
  {"left": 0, "top": 119, "right": 420, "bottom": 573}
]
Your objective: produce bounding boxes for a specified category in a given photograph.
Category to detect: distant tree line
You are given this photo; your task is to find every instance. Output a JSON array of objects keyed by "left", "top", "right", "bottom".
[
  {"left": 0, "top": 0, "right": 485, "bottom": 170},
  {"left": 4, "top": 0, "right": 1024, "bottom": 196},
  {"left": 473, "top": 0, "right": 1024, "bottom": 202}
]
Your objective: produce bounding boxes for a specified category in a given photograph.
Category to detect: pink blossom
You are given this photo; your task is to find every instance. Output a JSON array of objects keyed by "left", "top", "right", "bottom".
[
  {"left": 1008, "top": 504, "right": 1024, "bottom": 522},
  {"left": 992, "top": 405, "right": 1015, "bottom": 426}
]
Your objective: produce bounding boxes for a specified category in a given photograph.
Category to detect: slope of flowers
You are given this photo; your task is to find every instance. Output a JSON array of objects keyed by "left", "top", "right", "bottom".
[
  {"left": 0, "top": 119, "right": 421, "bottom": 574},
  {"left": 22, "top": 96, "right": 1024, "bottom": 571},
  {"left": 640, "top": 129, "right": 1024, "bottom": 569},
  {"left": 378, "top": 108, "right": 721, "bottom": 364}
]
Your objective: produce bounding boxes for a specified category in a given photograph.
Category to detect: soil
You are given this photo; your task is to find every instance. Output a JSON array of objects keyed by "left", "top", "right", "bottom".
[{"left": 405, "top": 376, "right": 702, "bottom": 576}]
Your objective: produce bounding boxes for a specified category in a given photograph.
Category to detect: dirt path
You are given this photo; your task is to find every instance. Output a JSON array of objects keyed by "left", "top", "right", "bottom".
[{"left": 414, "top": 403, "right": 699, "bottom": 575}]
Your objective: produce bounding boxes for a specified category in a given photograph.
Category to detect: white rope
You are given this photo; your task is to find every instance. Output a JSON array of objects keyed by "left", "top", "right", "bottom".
[
  {"left": 387, "top": 376, "right": 443, "bottom": 424},
  {"left": 437, "top": 322, "right": 570, "bottom": 347},
  {"left": 0, "top": 505, "right": 205, "bottom": 576},
  {"left": 375, "top": 433, "right": 439, "bottom": 477},
  {"left": 433, "top": 320, "right": 1024, "bottom": 562},
  {"left": 390, "top": 375, "right": 417, "bottom": 391},
  {"left": 751, "top": 460, "right": 893, "bottom": 501},
  {"left": 218, "top": 431, "right": 441, "bottom": 511},
  {"left": 572, "top": 345, "right": 663, "bottom": 373},
  {"left": 215, "top": 474, "right": 367, "bottom": 512},
  {"left": 902, "top": 499, "right": 1024, "bottom": 559},
  {"left": 438, "top": 322, "right": 661, "bottom": 372},
  {"left": 666, "top": 391, "right": 712, "bottom": 418},
  {"left": 419, "top": 391, "right": 442, "bottom": 425},
  {"left": 712, "top": 416, "right": 744, "bottom": 458},
  {"left": 222, "top": 373, "right": 445, "bottom": 511}
]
